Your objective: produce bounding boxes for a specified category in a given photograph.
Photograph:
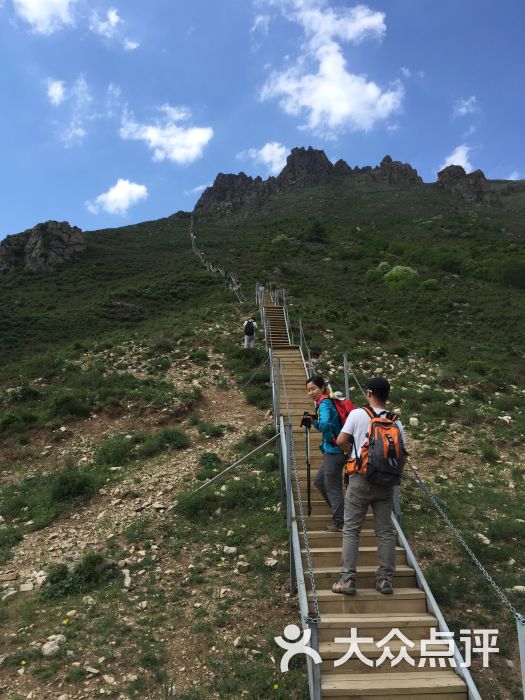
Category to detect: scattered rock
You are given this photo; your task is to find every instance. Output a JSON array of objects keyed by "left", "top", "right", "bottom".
[
  {"left": 223, "top": 546, "right": 237, "bottom": 555},
  {"left": 85, "top": 665, "right": 100, "bottom": 674},
  {"left": 475, "top": 533, "right": 491, "bottom": 546},
  {"left": 409, "top": 417, "right": 419, "bottom": 427}
]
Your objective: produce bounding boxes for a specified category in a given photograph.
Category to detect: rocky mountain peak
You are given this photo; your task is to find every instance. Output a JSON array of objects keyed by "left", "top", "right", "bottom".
[
  {"left": 0, "top": 220, "right": 86, "bottom": 275},
  {"left": 193, "top": 147, "right": 424, "bottom": 216},
  {"left": 437, "top": 165, "right": 500, "bottom": 205},
  {"left": 277, "top": 146, "right": 334, "bottom": 187}
]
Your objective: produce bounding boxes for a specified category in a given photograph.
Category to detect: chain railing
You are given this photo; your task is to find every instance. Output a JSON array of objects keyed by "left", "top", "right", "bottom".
[{"left": 343, "top": 351, "right": 524, "bottom": 697}]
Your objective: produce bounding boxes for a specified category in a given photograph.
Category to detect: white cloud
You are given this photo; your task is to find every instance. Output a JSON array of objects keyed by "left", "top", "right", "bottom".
[
  {"left": 453, "top": 95, "right": 478, "bottom": 118},
  {"left": 86, "top": 178, "right": 148, "bottom": 215},
  {"left": 259, "top": 1, "right": 403, "bottom": 136},
  {"left": 120, "top": 104, "right": 213, "bottom": 164},
  {"left": 251, "top": 14, "right": 270, "bottom": 34},
  {"left": 60, "top": 75, "right": 93, "bottom": 147},
  {"left": 13, "top": 0, "right": 76, "bottom": 34},
  {"left": 89, "top": 7, "right": 120, "bottom": 38},
  {"left": 123, "top": 38, "right": 139, "bottom": 50},
  {"left": 184, "top": 184, "right": 209, "bottom": 196},
  {"left": 238, "top": 141, "right": 288, "bottom": 175},
  {"left": 105, "top": 83, "right": 122, "bottom": 117},
  {"left": 400, "top": 66, "right": 411, "bottom": 78},
  {"left": 440, "top": 144, "right": 473, "bottom": 172},
  {"left": 47, "top": 79, "right": 66, "bottom": 105},
  {"left": 507, "top": 170, "right": 521, "bottom": 180}
]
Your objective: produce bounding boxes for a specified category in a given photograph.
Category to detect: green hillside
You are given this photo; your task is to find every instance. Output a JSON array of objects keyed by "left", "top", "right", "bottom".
[{"left": 1, "top": 177, "right": 524, "bottom": 698}]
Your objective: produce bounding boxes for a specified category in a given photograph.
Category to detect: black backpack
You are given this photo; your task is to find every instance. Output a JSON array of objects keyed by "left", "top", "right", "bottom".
[{"left": 244, "top": 320, "right": 255, "bottom": 336}]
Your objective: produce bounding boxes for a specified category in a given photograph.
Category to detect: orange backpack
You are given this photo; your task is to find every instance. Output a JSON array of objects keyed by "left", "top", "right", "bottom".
[{"left": 346, "top": 406, "right": 405, "bottom": 487}]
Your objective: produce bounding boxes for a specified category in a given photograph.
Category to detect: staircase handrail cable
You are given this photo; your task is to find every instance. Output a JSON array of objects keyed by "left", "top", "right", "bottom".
[
  {"left": 166, "top": 432, "right": 280, "bottom": 513},
  {"left": 275, "top": 362, "right": 320, "bottom": 622}
]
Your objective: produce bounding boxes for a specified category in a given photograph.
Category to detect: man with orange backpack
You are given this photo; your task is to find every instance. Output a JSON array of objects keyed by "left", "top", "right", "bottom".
[{"left": 332, "top": 377, "right": 406, "bottom": 596}]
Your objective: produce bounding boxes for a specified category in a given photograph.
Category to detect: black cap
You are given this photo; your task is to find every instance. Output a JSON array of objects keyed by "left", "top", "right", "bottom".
[{"left": 367, "top": 377, "right": 390, "bottom": 401}]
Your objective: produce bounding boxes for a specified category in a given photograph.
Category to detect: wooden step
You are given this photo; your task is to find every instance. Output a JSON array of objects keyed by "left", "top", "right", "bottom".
[
  {"left": 321, "top": 670, "right": 466, "bottom": 698},
  {"left": 320, "top": 640, "right": 450, "bottom": 674},
  {"left": 312, "top": 564, "right": 416, "bottom": 590},
  {"left": 308, "top": 588, "right": 427, "bottom": 615},
  {"left": 317, "top": 613, "right": 438, "bottom": 642},
  {"left": 300, "top": 529, "right": 397, "bottom": 549},
  {"left": 302, "top": 546, "right": 407, "bottom": 568}
]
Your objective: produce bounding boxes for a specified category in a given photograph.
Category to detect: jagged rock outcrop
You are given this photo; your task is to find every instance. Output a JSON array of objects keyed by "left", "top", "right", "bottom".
[
  {"left": 0, "top": 221, "right": 86, "bottom": 275},
  {"left": 194, "top": 147, "right": 423, "bottom": 216},
  {"left": 278, "top": 146, "right": 334, "bottom": 187},
  {"left": 371, "top": 155, "right": 423, "bottom": 185},
  {"left": 437, "top": 165, "right": 500, "bottom": 205}
]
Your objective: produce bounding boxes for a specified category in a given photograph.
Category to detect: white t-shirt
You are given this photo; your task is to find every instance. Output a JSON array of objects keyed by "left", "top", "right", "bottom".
[{"left": 340, "top": 406, "right": 405, "bottom": 457}]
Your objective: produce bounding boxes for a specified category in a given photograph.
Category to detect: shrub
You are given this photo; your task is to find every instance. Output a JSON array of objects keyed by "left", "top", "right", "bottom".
[
  {"left": 365, "top": 267, "right": 384, "bottom": 283},
  {"left": 198, "top": 422, "right": 225, "bottom": 438},
  {"left": 40, "top": 552, "right": 119, "bottom": 599},
  {"left": 48, "top": 392, "right": 90, "bottom": 419},
  {"left": 50, "top": 469, "right": 97, "bottom": 503},
  {"left": 190, "top": 349, "right": 208, "bottom": 364},
  {"left": 383, "top": 265, "right": 418, "bottom": 289},
  {"left": 244, "top": 385, "right": 271, "bottom": 409},
  {"left": 271, "top": 234, "right": 290, "bottom": 250},
  {"left": 480, "top": 441, "right": 499, "bottom": 464},
  {"left": 377, "top": 261, "right": 391, "bottom": 274},
  {"left": 196, "top": 452, "right": 222, "bottom": 480},
  {"left": 138, "top": 427, "right": 190, "bottom": 457},
  {"left": 304, "top": 220, "right": 327, "bottom": 244},
  {"left": 421, "top": 278, "right": 440, "bottom": 291},
  {"left": 94, "top": 435, "right": 135, "bottom": 467}
]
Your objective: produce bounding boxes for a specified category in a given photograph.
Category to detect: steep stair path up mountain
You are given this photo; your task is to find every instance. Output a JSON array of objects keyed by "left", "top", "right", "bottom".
[{"left": 262, "top": 291, "right": 474, "bottom": 700}]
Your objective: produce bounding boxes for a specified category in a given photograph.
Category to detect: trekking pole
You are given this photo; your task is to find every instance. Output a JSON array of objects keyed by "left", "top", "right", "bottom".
[{"left": 305, "top": 423, "right": 312, "bottom": 516}]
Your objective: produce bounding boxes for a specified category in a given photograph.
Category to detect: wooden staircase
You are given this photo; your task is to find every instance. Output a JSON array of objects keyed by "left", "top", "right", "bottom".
[{"left": 263, "top": 293, "right": 468, "bottom": 700}]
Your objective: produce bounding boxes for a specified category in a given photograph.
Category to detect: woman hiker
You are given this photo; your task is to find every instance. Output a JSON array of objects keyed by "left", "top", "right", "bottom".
[{"left": 305, "top": 375, "right": 347, "bottom": 531}]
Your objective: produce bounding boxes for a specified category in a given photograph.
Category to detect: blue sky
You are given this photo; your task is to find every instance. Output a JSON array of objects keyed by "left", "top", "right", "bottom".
[{"left": 1, "top": 0, "right": 524, "bottom": 238}]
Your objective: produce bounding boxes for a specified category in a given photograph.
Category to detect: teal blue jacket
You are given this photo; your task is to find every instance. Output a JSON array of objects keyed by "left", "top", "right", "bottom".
[{"left": 312, "top": 397, "right": 343, "bottom": 455}]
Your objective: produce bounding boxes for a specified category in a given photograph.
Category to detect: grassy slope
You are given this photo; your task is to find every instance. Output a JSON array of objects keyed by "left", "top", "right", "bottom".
[{"left": 1, "top": 178, "right": 525, "bottom": 698}]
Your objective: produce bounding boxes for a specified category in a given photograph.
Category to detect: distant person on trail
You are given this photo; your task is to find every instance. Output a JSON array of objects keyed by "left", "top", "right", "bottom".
[
  {"left": 243, "top": 318, "right": 257, "bottom": 348},
  {"left": 332, "top": 377, "right": 406, "bottom": 597},
  {"left": 304, "top": 376, "right": 346, "bottom": 532}
]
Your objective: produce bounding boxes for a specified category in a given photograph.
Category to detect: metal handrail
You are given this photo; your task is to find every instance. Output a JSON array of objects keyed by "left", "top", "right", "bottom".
[
  {"left": 280, "top": 417, "right": 321, "bottom": 700},
  {"left": 393, "top": 515, "right": 482, "bottom": 700}
]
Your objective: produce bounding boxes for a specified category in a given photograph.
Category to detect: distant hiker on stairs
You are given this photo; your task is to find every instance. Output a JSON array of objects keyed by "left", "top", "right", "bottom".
[
  {"left": 243, "top": 318, "right": 257, "bottom": 349},
  {"left": 305, "top": 376, "right": 347, "bottom": 532}
]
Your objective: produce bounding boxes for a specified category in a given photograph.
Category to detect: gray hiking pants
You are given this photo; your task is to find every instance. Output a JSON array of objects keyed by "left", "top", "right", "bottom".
[
  {"left": 340, "top": 473, "right": 395, "bottom": 582},
  {"left": 314, "top": 452, "right": 346, "bottom": 524},
  {"left": 244, "top": 335, "right": 255, "bottom": 349}
]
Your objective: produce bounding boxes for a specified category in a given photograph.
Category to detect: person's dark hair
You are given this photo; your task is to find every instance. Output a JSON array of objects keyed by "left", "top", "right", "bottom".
[
  {"left": 306, "top": 375, "right": 326, "bottom": 389},
  {"left": 367, "top": 377, "right": 390, "bottom": 402}
]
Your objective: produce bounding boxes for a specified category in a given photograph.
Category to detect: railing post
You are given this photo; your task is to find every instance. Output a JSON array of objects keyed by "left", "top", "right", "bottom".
[
  {"left": 299, "top": 318, "right": 303, "bottom": 352},
  {"left": 289, "top": 530, "right": 297, "bottom": 596},
  {"left": 393, "top": 484, "right": 401, "bottom": 525},
  {"left": 285, "top": 422, "right": 292, "bottom": 532},
  {"left": 517, "top": 614, "right": 525, "bottom": 700},
  {"left": 309, "top": 622, "right": 321, "bottom": 700},
  {"left": 307, "top": 348, "right": 312, "bottom": 375},
  {"left": 273, "top": 357, "right": 281, "bottom": 433},
  {"left": 343, "top": 352, "right": 350, "bottom": 400}
]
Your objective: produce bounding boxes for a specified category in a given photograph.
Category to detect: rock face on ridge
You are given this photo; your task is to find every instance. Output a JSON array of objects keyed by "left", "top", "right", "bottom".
[
  {"left": 0, "top": 220, "right": 86, "bottom": 275},
  {"left": 437, "top": 165, "right": 500, "bottom": 205},
  {"left": 194, "top": 147, "right": 423, "bottom": 216},
  {"left": 371, "top": 155, "right": 423, "bottom": 185}
]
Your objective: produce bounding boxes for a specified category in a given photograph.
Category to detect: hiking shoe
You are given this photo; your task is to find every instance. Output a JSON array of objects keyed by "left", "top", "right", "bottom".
[
  {"left": 331, "top": 577, "right": 356, "bottom": 595},
  {"left": 376, "top": 577, "right": 393, "bottom": 594},
  {"left": 325, "top": 522, "right": 343, "bottom": 532}
]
